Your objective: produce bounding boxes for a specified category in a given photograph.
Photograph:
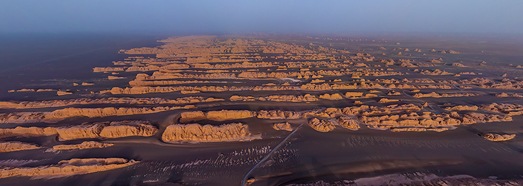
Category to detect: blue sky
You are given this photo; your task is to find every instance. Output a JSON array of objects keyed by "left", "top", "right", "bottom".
[{"left": 1, "top": 0, "right": 522, "bottom": 35}]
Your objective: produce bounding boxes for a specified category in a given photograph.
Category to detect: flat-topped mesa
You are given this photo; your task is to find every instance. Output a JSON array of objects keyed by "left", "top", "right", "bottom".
[
  {"left": 0, "top": 106, "right": 191, "bottom": 124},
  {"left": 308, "top": 118, "right": 336, "bottom": 132},
  {"left": 272, "top": 122, "right": 294, "bottom": 131},
  {"left": 0, "top": 97, "right": 221, "bottom": 109},
  {"left": 161, "top": 123, "right": 255, "bottom": 143},
  {"left": 180, "top": 110, "right": 255, "bottom": 122},
  {"left": 0, "top": 142, "right": 41, "bottom": 153},
  {"left": 0, "top": 158, "right": 138, "bottom": 179},
  {"left": 49, "top": 141, "right": 114, "bottom": 152},
  {"left": 483, "top": 133, "right": 516, "bottom": 142},
  {"left": 56, "top": 120, "right": 157, "bottom": 141}
]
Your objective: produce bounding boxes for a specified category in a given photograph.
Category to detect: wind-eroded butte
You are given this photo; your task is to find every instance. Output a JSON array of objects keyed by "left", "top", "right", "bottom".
[
  {"left": 161, "top": 123, "right": 258, "bottom": 143},
  {"left": 0, "top": 158, "right": 138, "bottom": 179},
  {"left": 0, "top": 120, "right": 158, "bottom": 141}
]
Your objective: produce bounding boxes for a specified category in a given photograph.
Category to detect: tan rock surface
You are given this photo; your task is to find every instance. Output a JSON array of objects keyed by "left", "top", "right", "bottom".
[
  {"left": 0, "top": 158, "right": 137, "bottom": 179},
  {"left": 0, "top": 142, "right": 41, "bottom": 153},
  {"left": 162, "top": 123, "right": 255, "bottom": 143},
  {"left": 308, "top": 118, "right": 336, "bottom": 132},
  {"left": 483, "top": 133, "right": 516, "bottom": 142},
  {"left": 272, "top": 122, "right": 294, "bottom": 131},
  {"left": 50, "top": 141, "right": 114, "bottom": 152}
]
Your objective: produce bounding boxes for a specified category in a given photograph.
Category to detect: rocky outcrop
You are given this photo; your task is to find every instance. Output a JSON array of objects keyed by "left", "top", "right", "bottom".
[
  {"left": 56, "top": 90, "right": 73, "bottom": 96},
  {"left": 319, "top": 93, "right": 344, "bottom": 100},
  {"left": 0, "top": 127, "right": 57, "bottom": 139},
  {"left": 180, "top": 110, "right": 255, "bottom": 122},
  {"left": 481, "top": 103, "right": 523, "bottom": 116},
  {"left": 413, "top": 92, "right": 479, "bottom": 98},
  {"left": 0, "top": 142, "right": 40, "bottom": 153},
  {"left": 337, "top": 116, "right": 360, "bottom": 131},
  {"left": 49, "top": 141, "right": 114, "bottom": 152},
  {"left": 390, "top": 127, "right": 450, "bottom": 132},
  {"left": 257, "top": 110, "right": 302, "bottom": 120},
  {"left": 99, "top": 123, "right": 157, "bottom": 138},
  {"left": 483, "top": 133, "right": 516, "bottom": 142},
  {"left": 0, "top": 106, "right": 191, "bottom": 124},
  {"left": 444, "top": 105, "right": 479, "bottom": 111},
  {"left": 161, "top": 123, "right": 255, "bottom": 143},
  {"left": 56, "top": 121, "right": 157, "bottom": 141},
  {"left": 230, "top": 94, "right": 318, "bottom": 102},
  {"left": 0, "top": 158, "right": 137, "bottom": 178},
  {"left": 0, "top": 97, "right": 220, "bottom": 109},
  {"left": 461, "top": 112, "right": 512, "bottom": 124},
  {"left": 272, "top": 122, "right": 293, "bottom": 131},
  {"left": 308, "top": 118, "right": 336, "bottom": 132}
]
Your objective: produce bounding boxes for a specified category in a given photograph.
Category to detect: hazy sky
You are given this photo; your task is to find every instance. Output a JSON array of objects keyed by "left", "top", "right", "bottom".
[{"left": 1, "top": 0, "right": 523, "bottom": 35}]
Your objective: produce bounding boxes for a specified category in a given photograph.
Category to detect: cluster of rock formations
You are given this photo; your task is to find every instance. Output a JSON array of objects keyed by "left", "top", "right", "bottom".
[{"left": 5, "top": 34, "right": 523, "bottom": 184}]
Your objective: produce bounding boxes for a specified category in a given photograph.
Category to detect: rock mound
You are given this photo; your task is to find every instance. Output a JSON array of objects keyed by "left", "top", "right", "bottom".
[
  {"left": 162, "top": 123, "right": 255, "bottom": 143},
  {"left": 0, "top": 158, "right": 137, "bottom": 178},
  {"left": 272, "top": 122, "right": 293, "bottom": 131},
  {"left": 49, "top": 141, "right": 114, "bottom": 152},
  {"left": 483, "top": 133, "right": 516, "bottom": 142},
  {"left": 0, "top": 142, "right": 40, "bottom": 153},
  {"left": 308, "top": 118, "right": 336, "bottom": 132}
]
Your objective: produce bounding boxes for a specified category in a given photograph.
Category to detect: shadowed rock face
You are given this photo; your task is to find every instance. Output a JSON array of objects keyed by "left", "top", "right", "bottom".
[
  {"left": 0, "top": 158, "right": 138, "bottom": 179},
  {"left": 161, "top": 123, "right": 256, "bottom": 143}
]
